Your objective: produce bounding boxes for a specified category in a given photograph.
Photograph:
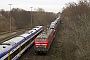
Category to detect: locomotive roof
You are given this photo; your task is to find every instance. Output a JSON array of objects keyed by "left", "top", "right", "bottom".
[{"left": 36, "top": 28, "right": 53, "bottom": 38}]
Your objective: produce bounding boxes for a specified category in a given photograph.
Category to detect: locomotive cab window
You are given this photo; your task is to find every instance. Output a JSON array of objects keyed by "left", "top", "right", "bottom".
[
  {"left": 36, "top": 38, "right": 46, "bottom": 42},
  {"left": 42, "top": 38, "right": 46, "bottom": 42},
  {"left": 36, "top": 39, "right": 40, "bottom": 42}
]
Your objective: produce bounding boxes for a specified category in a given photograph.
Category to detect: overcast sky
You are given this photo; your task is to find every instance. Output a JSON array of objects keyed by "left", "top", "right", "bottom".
[{"left": 0, "top": 0, "right": 78, "bottom": 13}]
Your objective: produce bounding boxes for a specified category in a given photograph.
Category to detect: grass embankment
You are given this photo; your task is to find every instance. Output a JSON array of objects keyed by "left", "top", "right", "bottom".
[
  {"left": 50, "top": 23, "right": 63, "bottom": 60},
  {"left": 50, "top": 22, "right": 78, "bottom": 60},
  {"left": 0, "top": 33, "right": 11, "bottom": 40}
]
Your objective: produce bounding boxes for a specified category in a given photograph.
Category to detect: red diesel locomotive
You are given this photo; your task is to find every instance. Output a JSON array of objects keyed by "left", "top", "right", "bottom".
[
  {"left": 34, "top": 16, "right": 60, "bottom": 54},
  {"left": 34, "top": 28, "right": 56, "bottom": 54}
]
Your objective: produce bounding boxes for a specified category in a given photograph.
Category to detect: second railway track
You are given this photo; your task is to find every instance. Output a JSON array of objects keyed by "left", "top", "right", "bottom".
[
  {"left": 19, "top": 45, "right": 51, "bottom": 60},
  {"left": 0, "top": 29, "right": 26, "bottom": 43}
]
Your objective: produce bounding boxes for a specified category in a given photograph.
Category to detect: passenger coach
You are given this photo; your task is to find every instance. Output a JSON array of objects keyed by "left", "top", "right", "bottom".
[{"left": 0, "top": 26, "right": 43, "bottom": 60}]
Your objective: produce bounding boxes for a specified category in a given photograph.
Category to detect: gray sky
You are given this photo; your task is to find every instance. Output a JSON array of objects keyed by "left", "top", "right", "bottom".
[{"left": 0, "top": 0, "right": 78, "bottom": 13}]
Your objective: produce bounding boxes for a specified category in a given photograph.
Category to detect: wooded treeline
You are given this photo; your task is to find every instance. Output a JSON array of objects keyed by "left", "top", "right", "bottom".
[
  {"left": 0, "top": 8, "right": 56, "bottom": 32},
  {"left": 60, "top": 0, "right": 90, "bottom": 60}
]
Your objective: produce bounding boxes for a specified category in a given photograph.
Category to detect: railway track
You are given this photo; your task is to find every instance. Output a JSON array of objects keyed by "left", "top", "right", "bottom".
[
  {"left": 28, "top": 53, "right": 48, "bottom": 60},
  {"left": 0, "top": 29, "right": 25, "bottom": 35},
  {"left": 18, "top": 33, "right": 59, "bottom": 60},
  {"left": 0, "top": 29, "right": 26, "bottom": 43},
  {"left": 0, "top": 31, "right": 9, "bottom": 35},
  {"left": 19, "top": 46, "right": 49, "bottom": 60}
]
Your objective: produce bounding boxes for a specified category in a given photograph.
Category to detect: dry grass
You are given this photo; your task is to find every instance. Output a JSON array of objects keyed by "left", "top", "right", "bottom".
[{"left": 0, "top": 33, "right": 11, "bottom": 40}]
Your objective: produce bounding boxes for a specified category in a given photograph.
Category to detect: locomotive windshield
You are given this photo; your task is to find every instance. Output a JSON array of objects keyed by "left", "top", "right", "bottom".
[
  {"left": 36, "top": 39, "right": 40, "bottom": 42},
  {"left": 42, "top": 38, "right": 46, "bottom": 42},
  {"left": 36, "top": 38, "right": 46, "bottom": 42}
]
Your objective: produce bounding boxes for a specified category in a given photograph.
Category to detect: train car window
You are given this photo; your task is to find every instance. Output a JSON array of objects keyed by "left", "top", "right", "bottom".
[
  {"left": 16, "top": 48, "right": 20, "bottom": 55},
  {"left": 11, "top": 52, "right": 15, "bottom": 59},
  {"left": 21, "top": 43, "right": 25, "bottom": 50},
  {"left": 29, "top": 39, "right": 32, "bottom": 42},
  {"left": 26, "top": 40, "right": 30, "bottom": 46},
  {"left": 11, "top": 48, "right": 19, "bottom": 59},
  {"left": 32, "top": 37, "right": 36, "bottom": 40},
  {"left": 21, "top": 38, "right": 33, "bottom": 50}
]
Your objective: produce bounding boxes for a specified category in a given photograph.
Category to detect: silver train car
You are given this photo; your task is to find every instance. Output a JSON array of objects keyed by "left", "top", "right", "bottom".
[
  {"left": 0, "top": 26, "right": 43, "bottom": 60},
  {"left": 50, "top": 17, "right": 60, "bottom": 29}
]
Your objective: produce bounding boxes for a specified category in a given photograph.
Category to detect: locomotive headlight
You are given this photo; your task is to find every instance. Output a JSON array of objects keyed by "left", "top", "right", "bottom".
[
  {"left": 44, "top": 45, "right": 46, "bottom": 48},
  {"left": 45, "top": 46, "right": 46, "bottom": 48},
  {"left": 36, "top": 46, "right": 38, "bottom": 47}
]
